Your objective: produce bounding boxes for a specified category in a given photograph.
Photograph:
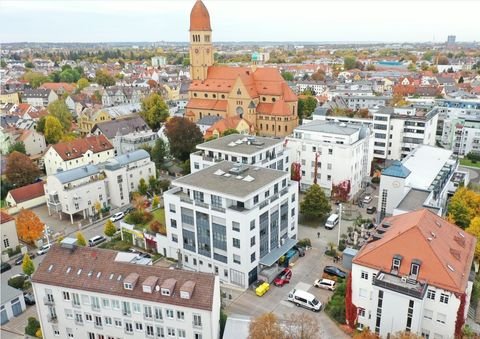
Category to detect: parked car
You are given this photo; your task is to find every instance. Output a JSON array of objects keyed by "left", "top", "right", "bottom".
[
  {"left": 139, "top": 252, "right": 152, "bottom": 259},
  {"left": 14, "top": 253, "right": 36, "bottom": 266},
  {"left": 287, "top": 289, "right": 322, "bottom": 312},
  {"left": 88, "top": 235, "right": 107, "bottom": 247},
  {"left": 36, "top": 243, "right": 51, "bottom": 255},
  {"left": 363, "top": 195, "right": 372, "bottom": 204},
  {"left": 110, "top": 212, "right": 125, "bottom": 222},
  {"left": 366, "top": 206, "right": 377, "bottom": 214},
  {"left": 23, "top": 292, "right": 35, "bottom": 305},
  {"left": 273, "top": 268, "right": 292, "bottom": 287},
  {"left": 293, "top": 245, "right": 306, "bottom": 257},
  {"left": 255, "top": 281, "right": 270, "bottom": 296},
  {"left": 314, "top": 278, "right": 336, "bottom": 291},
  {"left": 323, "top": 266, "right": 347, "bottom": 279},
  {"left": 1, "top": 262, "right": 12, "bottom": 273}
]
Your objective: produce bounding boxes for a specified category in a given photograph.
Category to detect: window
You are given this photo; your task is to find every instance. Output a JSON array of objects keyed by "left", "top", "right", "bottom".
[
  {"left": 410, "top": 263, "right": 420, "bottom": 277},
  {"left": 105, "top": 316, "right": 112, "bottom": 326},
  {"left": 166, "top": 309, "right": 174, "bottom": 319},
  {"left": 211, "top": 195, "right": 222, "bottom": 208},
  {"left": 135, "top": 322, "right": 143, "bottom": 331},
  {"left": 81, "top": 294, "right": 90, "bottom": 305},
  {"left": 111, "top": 299, "right": 120, "bottom": 310},
  {"left": 154, "top": 307, "right": 163, "bottom": 321},
  {"left": 250, "top": 236, "right": 256, "bottom": 247},
  {"left": 146, "top": 325, "right": 154, "bottom": 336},
  {"left": 125, "top": 322, "right": 133, "bottom": 333},
  {"left": 291, "top": 208, "right": 295, "bottom": 217},
  {"left": 427, "top": 290, "right": 436, "bottom": 300},
  {"left": 63, "top": 291, "right": 70, "bottom": 300},
  {"left": 440, "top": 293, "right": 449, "bottom": 304},
  {"left": 133, "top": 303, "right": 141, "bottom": 313},
  {"left": 176, "top": 311, "right": 185, "bottom": 320},
  {"left": 95, "top": 315, "right": 102, "bottom": 327},
  {"left": 156, "top": 326, "right": 165, "bottom": 337},
  {"left": 91, "top": 296, "right": 100, "bottom": 310},
  {"left": 193, "top": 314, "right": 202, "bottom": 327},
  {"left": 254, "top": 195, "right": 259, "bottom": 204},
  {"left": 169, "top": 204, "right": 176, "bottom": 213},
  {"left": 85, "top": 313, "right": 93, "bottom": 322},
  {"left": 424, "top": 309, "right": 433, "bottom": 320},
  {"left": 328, "top": 149, "right": 333, "bottom": 155},
  {"left": 167, "top": 328, "right": 175, "bottom": 337},
  {"left": 233, "top": 254, "right": 241, "bottom": 264},
  {"left": 232, "top": 222, "right": 240, "bottom": 232},
  {"left": 114, "top": 319, "right": 122, "bottom": 327},
  {"left": 66, "top": 328, "right": 74, "bottom": 338},
  {"left": 102, "top": 298, "right": 110, "bottom": 308},
  {"left": 358, "top": 308, "right": 366, "bottom": 317},
  {"left": 436, "top": 313, "right": 446, "bottom": 324},
  {"left": 65, "top": 309, "right": 73, "bottom": 319},
  {"left": 251, "top": 252, "right": 256, "bottom": 263},
  {"left": 361, "top": 271, "right": 368, "bottom": 280},
  {"left": 359, "top": 288, "right": 368, "bottom": 298},
  {"left": 250, "top": 220, "right": 255, "bottom": 230},
  {"left": 392, "top": 258, "right": 401, "bottom": 272},
  {"left": 233, "top": 238, "right": 240, "bottom": 248},
  {"left": 74, "top": 312, "right": 83, "bottom": 324},
  {"left": 178, "top": 329, "right": 186, "bottom": 338},
  {"left": 144, "top": 306, "right": 153, "bottom": 319}
]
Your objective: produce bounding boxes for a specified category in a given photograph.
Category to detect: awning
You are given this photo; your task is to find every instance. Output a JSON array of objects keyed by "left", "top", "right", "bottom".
[{"left": 259, "top": 238, "right": 297, "bottom": 266}]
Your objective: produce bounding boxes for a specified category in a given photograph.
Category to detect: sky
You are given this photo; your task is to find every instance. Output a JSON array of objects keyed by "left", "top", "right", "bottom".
[{"left": 1, "top": 0, "right": 479, "bottom": 43}]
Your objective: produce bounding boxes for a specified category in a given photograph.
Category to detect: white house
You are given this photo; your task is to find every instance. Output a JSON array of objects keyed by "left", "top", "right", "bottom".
[
  {"left": 32, "top": 241, "right": 220, "bottom": 339},
  {"left": 0, "top": 211, "right": 19, "bottom": 253},
  {"left": 5, "top": 181, "right": 46, "bottom": 215},
  {"left": 43, "top": 135, "right": 114, "bottom": 176},
  {"left": 287, "top": 120, "right": 374, "bottom": 198},
  {"left": 159, "top": 161, "right": 298, "bottom": 290},
  {"left": 45, "top": 150, "right": 156, "bottom": 223},
  {"left": 372, "top": 106, "right": 439, "bottom": 160},
  {"left": 351, "top": 209, "right": 476, "bottom": 339},
  {"left": 190, "top": 134, "right": 290, "bottom": 174},
  {"left": 114, "top": 130, "right": 158, "bottom": 155},
  {"left": 22, "top": 89, "right": 58, "bottom": 107},
  {"left": 1, "top": 283, "right": 26, "bottom": 325}
]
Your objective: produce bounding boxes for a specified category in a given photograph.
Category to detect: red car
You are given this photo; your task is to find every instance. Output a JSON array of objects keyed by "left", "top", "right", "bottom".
[{"left": 273, "top": 268, "right": 292, "bottom": 287}]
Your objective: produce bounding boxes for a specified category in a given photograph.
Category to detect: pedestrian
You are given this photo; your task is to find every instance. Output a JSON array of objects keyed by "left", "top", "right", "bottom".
[{"left": 317, "top": 231, "right": 320, "bottom": 239}]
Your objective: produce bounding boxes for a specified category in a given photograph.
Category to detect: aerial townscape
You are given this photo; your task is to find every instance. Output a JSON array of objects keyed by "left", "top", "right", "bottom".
[{"left": 1, "top": 1, "right": 480, "bottom": 338}]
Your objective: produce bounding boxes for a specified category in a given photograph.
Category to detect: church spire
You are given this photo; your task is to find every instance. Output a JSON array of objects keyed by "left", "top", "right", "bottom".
[{"left": 189, "top": 0, "right": 213, "bottom": 81}]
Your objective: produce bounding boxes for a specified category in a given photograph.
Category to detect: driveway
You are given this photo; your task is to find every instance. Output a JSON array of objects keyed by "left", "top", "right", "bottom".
[{"left": 0, "top": 303, "right": 38, "bottom": 339}]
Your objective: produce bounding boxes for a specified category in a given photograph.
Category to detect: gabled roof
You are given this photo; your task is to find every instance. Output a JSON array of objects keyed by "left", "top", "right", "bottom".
[
  {"left": 353, "top": 209, "right": 476, "bottom": 294},
  {"left": 0, "top": 211, "right": 14, "bottom": 224},
  {"left": 92, "top": 116, "right": 149, "bottom": 139},
  {"left": 186, "top": 98, "right": 228, "bottom": 111},
  {"left": 40, "top": 82, "right": 76, "bottom": 93},
  {"left": 7, "top": 181, "right": 45, "bottom": 203},
  {"left": 50, "top": 135, "right": 113, "bottom": 161}
]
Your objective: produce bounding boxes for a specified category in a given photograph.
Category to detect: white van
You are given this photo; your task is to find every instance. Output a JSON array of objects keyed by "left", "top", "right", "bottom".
[
  {"left": 88, "top": 235, "right": 106, "bottom": 247},
  {"left": 287, "top": 289, "right": 322, "bottom": 312},
  {"left": 325, "top": 214, "right": 339, "bottom": 229}
]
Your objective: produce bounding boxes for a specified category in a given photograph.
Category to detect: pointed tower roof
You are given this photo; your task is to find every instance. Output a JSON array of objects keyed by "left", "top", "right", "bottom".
[{"left": 190, "top": 0, "right": 211, "bottom": 31}]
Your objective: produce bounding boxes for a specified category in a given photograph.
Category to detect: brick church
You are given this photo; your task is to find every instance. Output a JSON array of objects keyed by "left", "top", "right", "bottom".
[{"left": 185, "top": 0, "right": 299, "bottom": 137}]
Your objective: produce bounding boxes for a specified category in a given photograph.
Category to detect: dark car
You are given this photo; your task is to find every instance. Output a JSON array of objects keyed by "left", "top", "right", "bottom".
[
  {"left": 139, "top": 252, "right": 152, "bottom": 259},
  {"left": 1, "top": 262, "right": 12, "bottom": 273},
  {"left": 23, "top": 292, "right": 36, "bottom": 305},
  {"left": 293, "top": 245, "right": 306, "bottom": 257},
  {"left": 323, "top": 266, "right": 347, "bottom": 279},
  {"left": 14, "top": 253, "right": 35, "bottom": 266},
  {"left": 273, "top": 268, "right": 292, "bottom": 287},
  {"left": 366, "top": 206, "right": 377, "bottom": 214}
]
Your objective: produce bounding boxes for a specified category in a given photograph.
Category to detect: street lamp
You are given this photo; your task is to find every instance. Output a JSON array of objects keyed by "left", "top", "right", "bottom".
[{"left": 337, "top": 203, "right": 343, "bottom": 247}]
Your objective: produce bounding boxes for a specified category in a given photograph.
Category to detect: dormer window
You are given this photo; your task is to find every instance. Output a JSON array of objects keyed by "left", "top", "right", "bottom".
[
  {"left": 410, "top": 259, "right": 422, "bottom": 278},
  {"left": 124, "top": 282, "right": 133, "bottom": 290},
  {"left": 161, "top": 288, "right": 170, "bottom": 296},
  {"left": 391, "top": 254, "right": 402, "bottom": 274}
]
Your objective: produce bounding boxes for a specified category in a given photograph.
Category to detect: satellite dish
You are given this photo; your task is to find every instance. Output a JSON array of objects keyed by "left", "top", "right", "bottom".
[{"left": 155, "top": 285, "right": 160, "bottom": 292}]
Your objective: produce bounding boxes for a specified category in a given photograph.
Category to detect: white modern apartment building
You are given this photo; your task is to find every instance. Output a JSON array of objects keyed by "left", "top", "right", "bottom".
[
  {"left": 44, "top": 135, "right": 115, "bottom": 176},
  {"left": 45, "top": 150, "right": 155, "bottom": 223},
  {"left": 377, "top": 145, "right": 466, "bottom": 220},
  {"left": 287, "top": 120, "right": 373, "bottom": 198},
  {"left": 351, "top": 209, "right": 475, "bottom": 339},
  {"left": 339, "top": 95, "right": 391, "bottom": 110},
  {"left": 114, "top": 130, "right": 158, "bottom": 155},
  {"left": 32, "top": 241, "right": 220, "bottom": 339},
  {"left": 372, "top": 106, "right": 438, "bottom": 160},
  {"left": 159, "top": 161, "right": 298, "bottom": 289},
  {"left": 190, "top": 134, "right": 289, "bottom": 174}
]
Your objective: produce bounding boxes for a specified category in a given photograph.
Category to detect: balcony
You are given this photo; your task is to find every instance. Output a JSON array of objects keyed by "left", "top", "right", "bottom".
[
  {"left": 373, "top": 271, "right": 427, "bottom": 299},
  {"left": 43, "top": 296, "right": 55, "bottom": 305},
  {"left": 47, "top": 314, "right": 58, "bottom": 323}
]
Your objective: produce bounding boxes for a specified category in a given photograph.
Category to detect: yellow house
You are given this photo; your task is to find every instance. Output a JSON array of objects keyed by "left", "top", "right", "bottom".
[
  {"left": 78, "top": 108, "right": 111, "bottom": 135},
  {"left": 162, "top": 84, "right": 180, "bottom": 101},
  {"left": 0, "top": 92, "right": 20, "bottom": 105},
  {"left": 204, "top": 116, "right": 253, "bottom": 139}
]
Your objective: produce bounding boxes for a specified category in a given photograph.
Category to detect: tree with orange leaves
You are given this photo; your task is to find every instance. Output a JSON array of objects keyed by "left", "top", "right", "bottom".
[{"left": 16, "top": 209, "right": 45, "bottom": 244}]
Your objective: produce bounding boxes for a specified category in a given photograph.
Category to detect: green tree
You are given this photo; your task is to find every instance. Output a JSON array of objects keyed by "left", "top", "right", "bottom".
[
  {"left": 139, "top": 93, "right": 169, "bottom": 130},
  {"left": 59, "top": 68, "right": 81, "bottom": 83},
  {"left": 44, "top": 115, "right": 64, "bottom": 144},
  {"left": 300, "top": 184, "right": 331, "bottom": 220},
  {"left": 24, "top": 61, "right": 34, "bottom": 68},
  {"left": 47, "top": 100, "right": 72, "bottom": 131},
  {"left": 36, "top": 115, "right": 46, "bottom": 134},
  {"left": 25, "top": 317, "right": 41, "bottom": 336},
  {"left": 158, "top": 179, "right": 171, "bottom": 193},
  {"left": 23, "top": 71, "right": 48, "bottom": 88},
  {"left": 95, "top": 69, "right": 115, "bottom": 87},
  {"left": 164, "top": 117, "right": 203, "bottom": 161},
  {"left": 8, "top": 141, "right": 26, "bottom": 154},
  {"left": 222, "top": 128, "right": 239, "bottom": 136},
  {"left": 76, "top": 232, "right": 87, "bottom": 246},
  {"left": 22, "top": 253, "right": 35, "bottom": 276},
  {"left": 138, "top": 178, "right": 148, "bottom": 195},
  {"left": 344, "top": 56, "right": 357, "bottom": 70},
  {"left": 152, "top": 195, "right": 160, "bottom": 209},
  {"left": 77, "top": 78, "right": 89, "bottom": 90},
  {"left": 148, "top": 176, "right": 158, "bottom": 193},
  {"left": 298, "top": 95, "right": 317, "bottom": 120},
  {"left": 104, "top": 219, "right": 117, "bottom": 238},
  {"left": 151, "top": 138, "right": 167, "bottom": 166},
  {"left": 281, "top": 71, "right": 294, "bottom": 81}
]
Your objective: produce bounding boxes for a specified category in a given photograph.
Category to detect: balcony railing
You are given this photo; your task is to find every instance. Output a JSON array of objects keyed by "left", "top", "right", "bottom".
[
  {"left": 47, "top": 314, "right": 58, "bottom": 323},
  {"left": 372, "top": 271, "right": 427, "bottom": 299},
  {"left": 43, "top": 296, "right": 55, "bottom": 305}
]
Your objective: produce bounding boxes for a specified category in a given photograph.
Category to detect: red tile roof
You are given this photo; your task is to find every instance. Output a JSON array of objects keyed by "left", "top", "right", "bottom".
[
  {"left": 32, "top": 244, "right": 217, "bottom": 311},
  {"left": 353, "top": 209, "right": 476, "bottom": 294},
  {"left": 50, "top": 135, "right": 113, "bottom": 161},
  {"left": 190, "top": 0, "right": 211, "bottom": 31},
  {"left": 40, "top": 82, "right": 76, "bottom": 94},
  {"left": 257, "top": 100, "right": 292, "bottom": 116},
  {"left": 0, "top": 211, "right": 14, "bottom": 224},
  {"left": 186, "top": 98, "right": 228, "bottom": 111},
  {"left": 7, "top": 181, "right": 45, "bottom": 204}
]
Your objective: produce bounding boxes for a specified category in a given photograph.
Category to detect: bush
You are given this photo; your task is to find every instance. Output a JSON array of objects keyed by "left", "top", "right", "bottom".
[
  {"left": 8, "top": 275, "right": 27, "bottom": 289},
  {"left": 371, "top": 176, "right": 380, "bottom": 184},
  {"left": 6, "top": 245, "right": 22, "bottom": 257},
  {"left": 466, "top": 152, "right": 480, "bottom": 162},
  {"left": 220, "top": 309, "right": 228, "bottom": 338},
  {"left": 338, "top": 241, "right": 346, "bottom": 252},
  {"left": 25, "top": 317, "right": 41, "bottom": 336},
  {"left": 297, "top": 238, "right": 311, "bottom": 247},
  {"left": 124, "top": 210, "right": 153, "bottom": 225},
  {"left": 325, "top": 279, "right": 347, "bottom": 324}
]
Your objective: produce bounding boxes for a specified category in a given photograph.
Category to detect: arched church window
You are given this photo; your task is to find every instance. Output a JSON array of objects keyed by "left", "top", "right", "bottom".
[
  {"left": 236, "top": 106, "right": 244, "bottom": 115},
  {"left": 237, "top": 89, "right": 242, "bottom": 95}
]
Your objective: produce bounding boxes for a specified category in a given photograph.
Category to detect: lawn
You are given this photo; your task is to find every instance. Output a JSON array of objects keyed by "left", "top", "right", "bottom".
[
  {"left": 460, "top": 158, "right": 480, "bottom": 169},
  {"left": 134, "top": 208, "right": 166, "bottom": 232}
]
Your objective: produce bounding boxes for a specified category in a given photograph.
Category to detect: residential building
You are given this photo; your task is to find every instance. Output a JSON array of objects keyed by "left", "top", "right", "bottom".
[
  {"left": 203, "top": 116, "right": 253, "bottom": 140},
  {"left": 339, "top": 95, "right": 391, "bottom": 110},
  {"left": 287, "top": 120, "right": 374, "bottom": 197},
  {"left": 114, "top": 130, "right": 158, "bottom": 155},
  {"left": 196, "top": 116, "right": 222, "bottom": 135},
  {"left": 378, "top": 145, "right": 466, "bottom": 219},
  {"left": 151, "top": 56, "right": 167, "bottom": 67},
  {"left": 5, "top": 181, "right": 46, "bottom": 215},
  {"left": 186, "top": 0, "right": 298, "bottom": 137},
  {"left": 22, "top": 89, "right": 58, "bottom": 107},
  {"left": 43, "top": 135, "right": 114, "bottom": 176},
  {"left": 32, "top": 241, "right": 220, "bottom": 339},
  {"left": 294, "top": 81, "right": 328, "bottom": 95},
  {"left": 190, "top": 134, "right": 289, "bottom": 174},
  {"left": 372, "top": 106, "right": 439, "bottom": 160},
  {"left": 91, "top": 115, "right": 150, "bottom": 142},
  {"left": 1, "top": 128, "right": 46, "bottom": 156},
  {"left": 102, "top": 86, "right": 149, "bottom": 107},
  {"left": 159, "top": 161, "right": 298, "bottom": 289},
  {"left": 1, "top": 283, "right": 26, "bottom": 325},
  {"left": 0, "top": 211, "right": 19, "bottom": 253},
  {"left": 0, "top": 92, "right": 20, "bottom": 105},
  {"left": 39, "top": 82, "right": 76, "bottom": 96},
  {"left": 352, "top": 209, "right": 475, "bottom": 339},
  {"left": 45, "top": 150, "right": 155, "bottom": 223}
]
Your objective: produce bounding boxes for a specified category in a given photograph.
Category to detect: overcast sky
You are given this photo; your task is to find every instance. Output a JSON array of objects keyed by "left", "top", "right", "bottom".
[{"left": 1, "top": 0, "right": 479, "bottom": 43}]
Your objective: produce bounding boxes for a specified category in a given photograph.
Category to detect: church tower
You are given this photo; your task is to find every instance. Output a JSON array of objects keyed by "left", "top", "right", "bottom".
[{"left": 189, "top": 0, "right": 214, "bottom": 81}]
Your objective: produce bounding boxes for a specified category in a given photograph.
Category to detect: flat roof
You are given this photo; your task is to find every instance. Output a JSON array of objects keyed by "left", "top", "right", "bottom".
[
  {"left": 403, "top": 145, "right": 454, "bottom": 190},
  {"left": 396, "top": 188, "right": 431, "bottom": 212},
  {"left": 196, "top": 134, "right": 282, "bottom": 155},
  {"left": 173, "top": 161, "right": 287, "bottom": 198},
  {"left": 223, "top": 314, "right": 252, "bottom": 339},
  {"left": 295, "top": 120, "right": 359, "bottom": 136}
]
